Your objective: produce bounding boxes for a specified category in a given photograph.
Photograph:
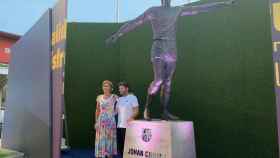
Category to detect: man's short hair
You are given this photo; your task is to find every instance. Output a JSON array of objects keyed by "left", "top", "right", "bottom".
[{"left": 118, "top": 81, "right": 129, "bottom": 88}]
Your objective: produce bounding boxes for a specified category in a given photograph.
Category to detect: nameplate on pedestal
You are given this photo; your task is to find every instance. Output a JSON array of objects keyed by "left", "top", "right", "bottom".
[{"left": 123, "top": 120, "right": 196, "bottom": 158}]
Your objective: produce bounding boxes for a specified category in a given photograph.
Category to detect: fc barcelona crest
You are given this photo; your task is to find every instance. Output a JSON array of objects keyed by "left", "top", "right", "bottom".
[{"left": 142, "top": 128, "right": 152, "bottom": 142}]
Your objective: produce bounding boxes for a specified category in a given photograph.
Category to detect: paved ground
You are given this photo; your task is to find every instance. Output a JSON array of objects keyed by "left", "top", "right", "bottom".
[
  {"left": 0, "top": 139, "right": 122, "bottom": 158},
  {"left": 0, "top": 148, "right": 24, "bottom": 158},
  {"left": 62, "top": 149, "right": 121, "bottom": 158}
]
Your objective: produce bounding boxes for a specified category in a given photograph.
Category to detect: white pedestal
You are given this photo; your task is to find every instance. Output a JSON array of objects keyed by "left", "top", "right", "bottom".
[{"left": 123, "top": 120, "right": 196, "bottom": 158}]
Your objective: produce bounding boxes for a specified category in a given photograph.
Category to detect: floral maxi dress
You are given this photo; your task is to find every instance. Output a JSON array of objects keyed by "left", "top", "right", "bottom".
[{"left": 95, "top": 95, "right": 118, "bottom": 157}]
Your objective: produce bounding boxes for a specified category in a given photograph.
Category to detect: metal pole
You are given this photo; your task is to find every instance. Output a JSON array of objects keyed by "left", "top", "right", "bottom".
[{"left": 115, "top": 0, "right": 120, "bottom": 23}]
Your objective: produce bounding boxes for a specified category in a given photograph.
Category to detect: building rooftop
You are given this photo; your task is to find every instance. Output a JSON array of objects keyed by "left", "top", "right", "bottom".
[{"left": 0, "top": 31, "right": 21, "bottom": 40}]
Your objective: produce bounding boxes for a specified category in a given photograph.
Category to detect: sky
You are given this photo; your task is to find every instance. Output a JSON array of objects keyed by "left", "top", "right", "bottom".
[{"left": 0, "top": 0, "right": 199, "bottom": 35}]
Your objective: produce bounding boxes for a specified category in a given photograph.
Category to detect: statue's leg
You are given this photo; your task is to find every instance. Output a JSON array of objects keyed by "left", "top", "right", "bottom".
[
  {"left": 160, "top": 60, "right": 179, "bottom": 120},
  {"left": 144, "top": 58, "right": 164, "bottom": 120}
]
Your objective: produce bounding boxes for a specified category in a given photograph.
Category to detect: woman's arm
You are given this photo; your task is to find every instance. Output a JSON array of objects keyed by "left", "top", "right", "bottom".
[{"left": 95, "top": 101, "right": 100, "bottom": 123}]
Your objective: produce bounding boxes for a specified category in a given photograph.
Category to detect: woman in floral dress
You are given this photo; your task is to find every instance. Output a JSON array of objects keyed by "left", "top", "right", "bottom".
[{"left": 95, "top": 80, "right": 118, "bottom": 158}]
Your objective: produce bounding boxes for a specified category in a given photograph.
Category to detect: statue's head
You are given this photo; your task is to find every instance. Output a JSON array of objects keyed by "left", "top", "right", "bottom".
[{"left": 161, "top": 0, "right": 171, "bottom": 7}]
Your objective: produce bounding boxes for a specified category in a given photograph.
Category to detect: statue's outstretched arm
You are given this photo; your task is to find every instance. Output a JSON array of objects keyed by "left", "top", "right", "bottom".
[
  {"left": 180, "top": 0, "right": 235, "bottom": 16},
  {"left": 106, "top": 8, "right": 152, "bottom": 44}
]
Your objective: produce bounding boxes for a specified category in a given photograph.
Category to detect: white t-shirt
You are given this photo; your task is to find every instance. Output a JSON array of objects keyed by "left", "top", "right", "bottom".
[{"left": 117, "top": 94, "right": 139, "bottom": 128}]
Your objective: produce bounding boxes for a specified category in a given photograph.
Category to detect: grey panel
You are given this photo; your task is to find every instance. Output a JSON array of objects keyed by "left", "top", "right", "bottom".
[{"left": 2, "top": 10, "right": 52, "bottom": 158}]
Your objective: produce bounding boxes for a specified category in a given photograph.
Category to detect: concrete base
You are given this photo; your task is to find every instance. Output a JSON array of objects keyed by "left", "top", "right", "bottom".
[{"left": 123, "top": 120, "right": 196, "bottom": 158}]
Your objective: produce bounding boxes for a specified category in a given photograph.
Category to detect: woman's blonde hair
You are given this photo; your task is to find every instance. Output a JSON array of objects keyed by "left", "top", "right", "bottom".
[{"left": 102, "top": 80, "right": 113, "bottom": 89}]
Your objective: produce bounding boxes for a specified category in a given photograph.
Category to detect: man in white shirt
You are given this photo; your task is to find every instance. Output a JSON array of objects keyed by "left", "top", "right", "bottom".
[{"left": 116, "top": 82, "right": 139, "bottom": 157}]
